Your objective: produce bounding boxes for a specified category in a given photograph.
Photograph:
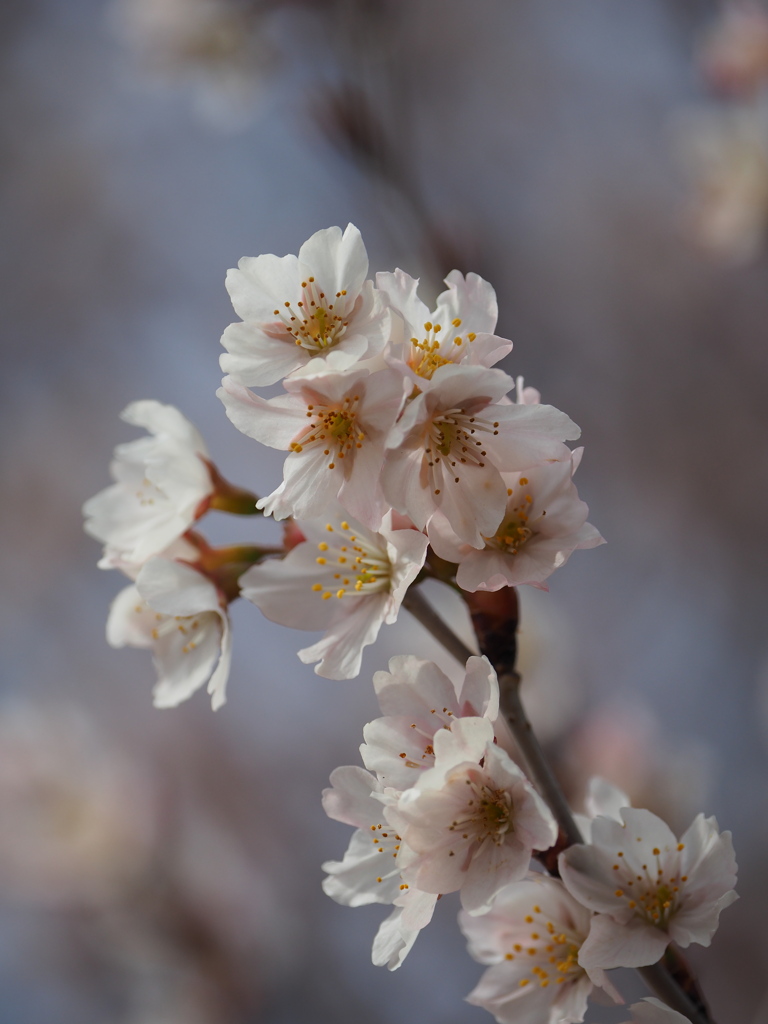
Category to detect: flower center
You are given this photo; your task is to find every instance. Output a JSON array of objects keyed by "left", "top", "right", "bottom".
[
  {"left": 424, "top": 407, "right": 500, "bottom": 494},
  {"left": 311, "top": 520, "right": 391, "bottom": 601},
  {"left": 146, "top": 607, "right": 210, "bottom": 655},
  {"left": 504, "top": 903, "right": 586, "bottom": 991},
  {"left": 610, "top": 843, "right": 687, "bottom": 929},
  {"left": 289, "top": 395, "right": 365, "bottom": 470},
  {"left": 449, "top": 778, "right": 513, "bottom": 847},
  {"left": 273, "top": 277, "right": 352, "bottom": 355},
  {"left": 483, "top": 480, "right": 543, "bottom": 553},
  {"left": 408, "top": 319, "right": 477, "bottom": 380}
]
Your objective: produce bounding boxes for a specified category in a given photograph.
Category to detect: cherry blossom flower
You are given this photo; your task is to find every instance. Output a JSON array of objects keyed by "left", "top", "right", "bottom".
[
  {"left": 0, "top": 702, "right": 155, "bottom": 907},
  {"left": 360, "top": 654, "right": 502, "bottom": 789},
  {"left": 622, "top": 998, "right": 691, "bottom": 1024},
  {"left": 559, "top": 807, "right": 738, "bottom": 972},
  {"left": 238, "top": 512, "right": 428, "bottom": 679},
  {"left": 83, "top": 400, "right": 214, "bottom": 568},
  {"left": 677, "top": 97, "right": 768, "bottom": 263},
  {"left": 107, "top": 557, "right": 232, "bottom": 710},
  {"left": 321, "top": 765, "right": 437, "bottom": 970},
  {"left": 382, "top": 364, "right": 579, "bottom": 547},
  {"left": 392, "top": 717, "right": 558, "bottom": 914},
  {"left": 459, "top": 875, "right": 620, "bottom": 1024},
  {"left": 109, "top": 0, "right": 273, "bottom": 127},
  {"left": 376, "top": 268, "right": 512, "bottom": 385},
  {"left": 218, "top": 368, "right": 405, "bottom": 529},
  {"left": 428, "top": 450, "right": 604, "bottom": 592},
  {"left": 220, "top": 224, "right": 389, "bottom": 386}
]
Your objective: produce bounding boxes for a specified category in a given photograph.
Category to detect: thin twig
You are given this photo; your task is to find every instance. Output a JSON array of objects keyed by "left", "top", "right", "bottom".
[{"left": 402, "top": 588, "right": 475, "bottom": 665}]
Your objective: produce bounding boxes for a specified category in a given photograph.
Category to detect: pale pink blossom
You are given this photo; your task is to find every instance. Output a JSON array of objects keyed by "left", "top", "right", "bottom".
[
  {"left": 677, "top": 97, "right": 768, "bottom": 263},
  {"left": 382, "top": 364, "right": 579, "bottom": 547},
  {"left": 393, "top": 717, "right": 558, "bottom": 914},
  {"left": 376, "top": 268, "right": 512, "bottom": 385},
  {"left": 238, "top": 512, "right": 428, "bottom": 679},
  {"left": 321, "top": 765, "right": 437, "bottom": 969},
  {"left": 459, "top": 875, "right": 620, "bottom": 1024},
  {"left": 108, "top": 557, "right": 232, "bottom": 710},
  {"left": 83, "top": 400, "right": 213, "bottom": 567},
  {"left": 559, "top": 808, "right": 738, "bottom": 972},
  {"left": 218, "top": 368, "right": 405, "bottom": 529},
  {"left": 221, "top": 224, "right": 389, "bottom": 386},
  {"left": 428, "top": 450, "right": 604, "bottom": 591},
  {"left": 360, "top": 654, "right": 501, "bottom": 789},
  {"left": 698, "top": 4, "right": 768, "bottom": 96}
]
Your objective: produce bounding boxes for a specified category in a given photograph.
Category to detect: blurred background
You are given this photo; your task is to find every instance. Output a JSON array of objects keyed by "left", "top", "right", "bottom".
[{"left": 1, "top": 0, "right": 768, "bottom": 1021}]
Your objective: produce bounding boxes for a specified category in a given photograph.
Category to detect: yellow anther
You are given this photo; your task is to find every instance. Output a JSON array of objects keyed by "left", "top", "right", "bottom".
[
  {"left": 504, "top": 953, "right": 514, "bottom": 960},
  {"left": 452, "top": 318, "right": 462, "bottom": 327},
  {"left": 467, "top": 332, "right": 476, "bottom": 341},
  {"left": 316, "top": 557, "right": 327, "bottom": 565},
  {"left": 290, "top": 443, "right": 303, "bottom": 452},
  {"left": 312, "top": 583, "right": 323, "bottom": 592},
  {"left": 336, "top": 589, "right": 345, "bottom": 598},
  {"left": 677, "top": 843, "right": 685, "bottom": 851},
  {"left": 653, "top": 848, "right": 660, "bottom": 856},
  {"left": 322, "top": 591, "right": 332, "bottom": 600},
  {"left": 318, "top": 542, "right": 329, "bottom": 551},
  {"left": 340, "top": 521, "right": 349, "bottom": 530},
  {"left": 424, "top": 321, "right": 433, "bottom": 331},
  {"left": 519, "top": 979, "right": 529, "bottom": 988}
]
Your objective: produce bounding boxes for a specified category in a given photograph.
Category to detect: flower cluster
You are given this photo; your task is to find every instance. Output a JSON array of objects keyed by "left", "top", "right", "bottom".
[
  {"left": 219, "top": 223, "right": 603, "bottom": 675},
  {"left": 322, "top": 654, "right": 557, "bottom": 969},
  {"left": 84, "top": 224, "right": 738, "bottom": 1024},
  {"left": 677, "top": 5, "right": 768, "bottom": 262}
]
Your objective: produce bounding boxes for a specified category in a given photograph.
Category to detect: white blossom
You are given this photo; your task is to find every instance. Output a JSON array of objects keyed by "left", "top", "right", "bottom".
[
  {"left": 392, "top": 717, "right": 558, "bottom": 914},
  {"left": 376, "top": 268, "right": 512, "bottom": 385},
  {"left": 321, "top": 765, "right": 437, "bottom": 970},
  {"left": 382, "top": 364, "right": 579, "bottom": 548},
  {"left": 459, "top": 875, "right": 620, "bottom": 1024},
  {"left": 559, "top": 807, "right": 738, "bottom": 972},
  {"left": 360, "top": 654, "right": 501, "bottom": 789},
  {"left": 221, "top": 224, "right": 389, "bottom": 386},
  {"left": 107, "top": 557, "right": 232, "bottom": 710},
  {"left": 238, "top": 512, "right": 428, "bottom": 679},
  {"left": 83, "top": 400, "right": 213, "bottom": 567},
  {"left": 428, "top": 450, "right": 604, "bottom": 591},
  {"left": 218, "top": 368, "right": 405, "bottom": 529}
]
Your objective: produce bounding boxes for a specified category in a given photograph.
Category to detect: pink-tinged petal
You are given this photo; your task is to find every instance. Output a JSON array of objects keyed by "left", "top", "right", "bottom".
[
  {"left": 106, "top": 585, "right": 155, "bottom": 649},
  {"left": 151, "top": 613, "right": 223, "bottom": 709},
  {"left": 372, "top": 656, "right": 459, "bottom": 717},
  {"left": 206, "top": 611, "right": 231, "bottom": 710},
  {"left": 371, "top": 902, "right": 431, "bottom": 970},
  {"left": 298, "top": 593, "right": 389, "bottom": 679},
  {"left": 217, "top": 376, "right": 305, "bottom": 449},
  {"left": 578, "top": 913, "right": 670, "bottom": 971},
  {"left": 382, "top": 529, "right": 430, "bottom": 617},
  {"left": 669, "top": 888, "right": 738, "bottom": 947},
  {"left": 225, "top": 252, "right": 302, "bottom": 322},
  {"left": 136, "top": 559, "right": 221, "bottom": 617},
  {"left": 584, "top": 777, "right": 631, "bottom": 821},
  {"left": 381, "top": 446, "right": 438, "bottom": 530},
  {"left": 219, "top": 320, "right": 304, "bottom": 387},
  {"left": 458, "top": 656, "right": 499, "bottom": 720},
  {"left": 298, "top": 223, "right": 368, "bottom": 299},
  {"left": 678, "top": 815, "right": 738, "bottom": 898},
  {"left": 427, "top": 457, "right": 508, "bottom": 547},
  {"left": 322, "top": 765, "right": 382, "bottom": 827},
  {"left": 376, "top": 269, "right": 430, "bottom": 334},
  {"left": 322, "top": 829, "right": 401, "bottom": 907},
  {"left": 120, "top": 400, "right": 208, "bottom": 456},
  {"left": 428, "top": 363, "right": 514, "bottom": 407},
  {"left": 438, "top": 270, "right": 499, "bottom": 337},
  {"left": 238, "top": 545, "right": 337, "bottom": 632},
  {"left": 337, "top": 437, "right": 388, "bottom": 530},
  {"left": 467, "top": 963, "right": 567, "bottom": 1024},
  {"left": 559, "top": 842, "right": 633, "bottom": 919},
  {"left": 460, "top": 839, "right": 531, "bottom": 915},
  {"left": 260, "top": 445, "right": 346, "bottom": 521}
]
